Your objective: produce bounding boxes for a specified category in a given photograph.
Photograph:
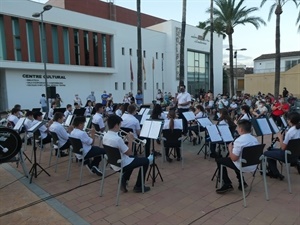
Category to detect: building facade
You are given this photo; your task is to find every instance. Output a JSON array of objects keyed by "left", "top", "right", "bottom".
[{"left": 0, "top": 0, "right": 223, "bottom": 111}]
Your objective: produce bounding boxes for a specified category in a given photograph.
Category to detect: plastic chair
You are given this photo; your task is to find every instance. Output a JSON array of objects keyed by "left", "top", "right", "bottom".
[
  {"left": 220, "top": 144, "right": 269, "bottom": 207},
  {"left": 100, "top": 144, "right": 144, "bottom": 206},
  {"left": 266, "top": 138, "right": 300, "bottom": 193},
  {"left": 162, "top": 129, "right": 184, "bottom": 168}
]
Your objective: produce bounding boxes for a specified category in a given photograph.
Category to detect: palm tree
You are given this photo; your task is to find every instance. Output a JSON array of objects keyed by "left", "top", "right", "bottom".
[
  {"left": 212, "top": 0, "right": 266, "bottom": 97},
  {"left": 137, "top": 0, "right": 143, "bottom": 93},
  {"left": 210, "top": 0, "right": 214, "bottom": 94},
  {"left": 260, "top": 0, "right": 299, "bottom": 98},
  {"left": 179, "top": 0, "right": 187, "bottom": 87}
]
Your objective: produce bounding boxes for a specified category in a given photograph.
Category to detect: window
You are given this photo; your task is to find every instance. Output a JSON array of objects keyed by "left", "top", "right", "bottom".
[
  {"left": 156, "top": 82, "right": 159, "bottom": 89},
  {"left": 144, "top": 82, "right": 147, "bottom": 90},
  {"left": 51, "top": 25, "right": 59, "bottom": 63},
  {"left": 26, "top": 20, "right": 35, "bottom": 62},
  {"left": 84, "top": 31, "right": 89, "bottom": 65},
  {"left": 130, "top": 82, "right": 133, "bottom": 91},
  {"left": 123, "top": 82, "right": 126, "bottom": 90},
  {"left": 0, "top": 16, "right": 6, "bottom": 60},
  {"left": 12, "top": 18, "right": 21, "bottom": 61},
  {"left": 93, "top": 33, "right": 98, "bottom": 66},
  {"left": 187, "top": 50, "right": 209, "bottom": 96},
  {"left": 102, "top": 34, "right": 107, "bottom": 67},
  {"left": 129, "top": 48, "right": 132, "bottom": 56},
  {"left": 122, "top": 47, "right": 125, "bottom": 55},
  {"left": 156, "top": 52, "right": 158, "bottom": 59},
  {"left": 74, "top": 29, "right": 80, "bottom": 65},
  {"left": 115, "top": 82, "right": 118, "bottom": 90},
  {"left": 63, "top": 28, "right": 70, "bottom": 64},
  {"left": 143, "top": 50, "right": 146, "bottom": 58},
  {"left": 162, "top": 82, "right": 164, "bottom": 90},
  {"left": 161, "top": 53, "right": 164, "bottom": 59}
]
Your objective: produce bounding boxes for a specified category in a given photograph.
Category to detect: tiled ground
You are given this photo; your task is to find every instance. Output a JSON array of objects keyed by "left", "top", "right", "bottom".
[{"left": 0, "top": 133, "right": 299, "bottom": 225}]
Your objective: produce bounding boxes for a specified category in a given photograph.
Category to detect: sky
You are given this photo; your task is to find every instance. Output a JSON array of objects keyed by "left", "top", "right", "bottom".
[{"left": 33, "top": 0, "right": 300, "bottom": 67}]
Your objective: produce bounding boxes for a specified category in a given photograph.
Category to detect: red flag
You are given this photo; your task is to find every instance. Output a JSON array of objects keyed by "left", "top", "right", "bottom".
[{"left": 130, "top": 58, "right": 134, "bottom": 81}]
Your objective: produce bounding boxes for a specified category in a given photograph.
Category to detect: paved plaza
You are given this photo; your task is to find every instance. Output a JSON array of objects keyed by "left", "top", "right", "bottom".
[{"left": 0, "top": 133, "right": 299, "bottom": 225}]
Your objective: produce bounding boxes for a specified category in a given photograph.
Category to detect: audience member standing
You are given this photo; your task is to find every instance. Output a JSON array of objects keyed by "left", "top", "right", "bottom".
[
  {"left": 135, "top": 90, "right": 144, "bottom": 106},
  {"left": 40, "top": 94, "right": 47, "bottom": 112},
  {"left": 74, "top": 94, "right": 83, "bottom": 106},
  {"left": 101, "top": 90, "right": 109, "bottom": 105},
  {"left": 86, "top": 91, "right": 96, "bottom": 103}
]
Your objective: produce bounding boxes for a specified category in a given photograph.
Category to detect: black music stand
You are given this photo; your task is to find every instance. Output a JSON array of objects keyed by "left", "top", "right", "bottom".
[
  {"left": 208, "top": 125, "right": 234, "bottom": 187},
  {"left": 182, "top": 111, "right": 195, "bottom": 142},
  {"left": 197, "top": 117, "right": 213, "bottom": 158},
  {"left": 73, "top": 108, "right": 85, "bottom": 116},
  {"left": 27, "top": 121, "right": 50, "bottom": 183},
  {"left": 140, "top": 119, "right": 163, "bottom": 186},
  {"left": 252, "top": 117, "right": 273, "bottom": 144}
]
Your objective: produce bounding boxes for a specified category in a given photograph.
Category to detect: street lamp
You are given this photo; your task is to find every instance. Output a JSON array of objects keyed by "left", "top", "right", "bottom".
[
  {"left": 32, "top": 5, "right": 52, "bottom": 114},
  {"left": 226, "top": 48, "right": 247, "bottom": 95}
]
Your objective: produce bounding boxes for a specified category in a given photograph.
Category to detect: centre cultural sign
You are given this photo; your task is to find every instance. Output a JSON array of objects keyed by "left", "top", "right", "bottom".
[{"left": 22, "top": 74, "right": 67, "bottom": 87}]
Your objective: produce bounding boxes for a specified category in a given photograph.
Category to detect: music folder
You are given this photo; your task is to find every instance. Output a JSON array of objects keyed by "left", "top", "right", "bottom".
[
  {"left": 197, "top": 117, "right": 213, "bottom": 128},
  {"left": 252, "top": 117, "right": 273, "bottom": 136},
  {"left": 28, "top": 121, "right": 46, "bottom": 133},
  {"left": 206, "top": 125, "right": 234, "bottom": 143},
  {"left": 73, "top": 108, "right": 85, "bottom": 116},
  {"left": 268, "top": 117, "right": 280, "bottom": 133},
  {"left": 64, "top": 115, "right": 74, "bottom": 127},
  {"left": 84, "top": 117, "right": 92, "bottom": 131},
  {"left": 183, "top": 111, "right": 195, "bottom": 122},
  {"left": 140, "top": 120, "right": 162, "bottom": 139},
  {"left": 280, "top": 116, "right": 288, "bottom": 128},
  {"left": 13, "top": 118, "right": 26, "bottom": 132}
]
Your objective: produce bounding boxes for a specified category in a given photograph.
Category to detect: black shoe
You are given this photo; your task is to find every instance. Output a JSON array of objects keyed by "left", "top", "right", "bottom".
[
  {"left": 92, "top": 166, "right": 103, "bottom": 176},
  {"left": 166, "top": 157, "right": 173, "bottom": 163},
  {"left": 120, "top": 178, "right": 128, "bottom": 193},
  {"left": 216, "top": 184, "right": 234, "bottom": 194},
  {"left": 133, "top": 185, "right": 150, "bottom": 193},
  {"left": 238, "top": 183, "right": 248, "bottom": 191},
  {"left": 156, "top": 139, "right": 161, "bottom": 145},
  {"left": 85, "top": 163, "right": 93, "bottom": 174},
  {"left": 59, "top": 152, "right": 68, "bottom": 157},
  {"left": 278, "top": 174, "right": 284, "bottom": 181},
  {"left": 153, "top": 151, "right": 162, "bottom": 157},
  {"left": 177, "top": 157, "right": 181, "bottom": 161}
]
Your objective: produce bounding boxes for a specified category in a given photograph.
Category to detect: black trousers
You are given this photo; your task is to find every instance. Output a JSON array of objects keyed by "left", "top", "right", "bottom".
[{"left": 216, "top": 157, "right": 244, "bottom": 185}]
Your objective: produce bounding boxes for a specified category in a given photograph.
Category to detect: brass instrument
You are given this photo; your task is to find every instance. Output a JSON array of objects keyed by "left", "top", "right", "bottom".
[
  {"left": 119, "top": 129, "right": 147, "bottom": 145},
  {"left": 86, "top": 128, "right": 106, "bottom": 137}
]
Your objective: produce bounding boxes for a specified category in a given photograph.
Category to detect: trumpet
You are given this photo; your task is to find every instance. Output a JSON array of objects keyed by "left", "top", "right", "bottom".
[
  {"left": 119, "top": 129, "right": 147, "bottom": 145},
  {"left": 86, "top": 128, "right": 106, "bottom": 137}
]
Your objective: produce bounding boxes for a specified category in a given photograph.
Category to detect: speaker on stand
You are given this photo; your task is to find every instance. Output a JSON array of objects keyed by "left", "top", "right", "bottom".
[{"left": 47, "top": 86, "right": 56, "bottom": 99}]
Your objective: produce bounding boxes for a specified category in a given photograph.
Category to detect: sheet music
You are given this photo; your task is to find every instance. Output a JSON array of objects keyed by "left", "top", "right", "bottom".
[
  {"left": 217, "top": 113, "right": 220, "bottom": 119},
  {"left": 217, "top": 125, "right": 234, "bottom": 142},
  {"left": 268, "top": 117, "right": 279, "bottom": 133},
  {"left": 183, "top": 111, "right": 195, "bottom": 121},
  {"left": 64, "top": 115, "right": 73, "bottom": 127},
  {"left": 197, "top": 117, "right": 213, "bottom": 127},
  {"left": 140, "top": 120, "right": 162, "bottom": 139},
  {"left": 84, "top": 117, "right": 92, "bottom": 130},
  {"left": 145, "top": 108, "right": 151, "bottom": 115},
  {"left": 163, "top": 119, "right": 183, "bottom": 130},
  {"left": 257, "top": 118, "right": 272, "bottom": 135},
  {"left": 28, "top": 121, "right": 44, "bottom": 132},
  {"left": 206, "top": 125, "right": 222, "bottom": 142},
  {"left": 13, "top": 118, "right": 26, "bottom": 131},
  {"left": 280, "top": 116, "right": 287, "bottom": 127},
  {"left": 138, "top": 108, "right": 146, "bottom": 115},
  {"left": 140, "top": 114, "right": 150, "bottom": 125}
]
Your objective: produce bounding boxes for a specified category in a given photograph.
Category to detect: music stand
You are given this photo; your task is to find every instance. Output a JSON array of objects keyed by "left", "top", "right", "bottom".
[
  {"left": 32, "top": 108, "right": 41, "bottom": 113},
  {"left": 84, "top": 117, "right": 93, "bottom": 131},
  {"left": 140, "top": 119, "right": 163, "bottom": 186},
  {"left": 63, "top": 115, "right": 75, "bottom": 127},
  {"left": 27, "top": 121, "right": 50, "bottom": 183},
  {"left": 73, "top": 108, "right": 85, "bottom": 116},
  {"left": 53, "top": 108, "right": 66, "bottom": 114},
  {"left": 252, "top": 117, "right": 273, "bottom": 144},
  {"left": 182, "top": 111, "right": 195, "bottom": 142},
  {"left": 208, "top": 125, "right": 234, "bottom": 187},
  {"left": 197, "top": 117, "right": 213, "bottom": 158}
]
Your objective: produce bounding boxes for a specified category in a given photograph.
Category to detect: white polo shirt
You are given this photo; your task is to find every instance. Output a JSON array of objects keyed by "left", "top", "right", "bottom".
[
  {"left": 92, "top": 113, "right": 105, "bottom": 130},
  {"left": 121, "top": 113, "right": 140, "bottom": 138},
  {"left": 177, "top": 92, "right": 191, "bottom": 109},
  {"left": 32, "top": 120, "right": 48, "bottom": 139},
  {"left": 49, "top": 121, "right": 69, "bottom": 148},
  {"left": 103, "top": 130, "right": 134, "bottom": 170},
  {"left": 283, "top": 126, "right": 300, "bottom": 145},
  {"left": 70, "top": 128, "right": 92, "bottom": 158}
]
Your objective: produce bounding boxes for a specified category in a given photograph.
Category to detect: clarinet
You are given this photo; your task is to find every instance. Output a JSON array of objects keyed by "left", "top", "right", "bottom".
[{"left": 268, "top": 127, "right": 287, "bottom": 149}]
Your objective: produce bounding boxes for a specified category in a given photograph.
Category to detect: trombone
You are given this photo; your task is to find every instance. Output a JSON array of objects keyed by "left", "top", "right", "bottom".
[{"left": 119, "top": 129, "right": 147, "bottom": 146}]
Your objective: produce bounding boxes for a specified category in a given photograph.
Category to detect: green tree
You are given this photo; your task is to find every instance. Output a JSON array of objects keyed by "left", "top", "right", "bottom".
[
  {"left": 211, "top": 0, "right": 266, "bottom": 97},
  {"left": 179, "top": 0, "right": 187, "bottom": 87},
  {"left": 260, "top": 0, "right": 299, "bottom": 98}
]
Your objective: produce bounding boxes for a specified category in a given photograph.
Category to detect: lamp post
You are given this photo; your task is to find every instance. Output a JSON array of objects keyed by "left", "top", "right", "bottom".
[
  {"left": 32, "top": 5, "right": 52, "bottom": 114},
  {"left": 226, "top": 48, "right": 247, "bottom": 95}
]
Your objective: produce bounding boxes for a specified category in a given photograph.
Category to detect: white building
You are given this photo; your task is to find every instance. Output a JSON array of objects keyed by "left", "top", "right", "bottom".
[
  {"left": 253, "top": 51, "right": 300, "bottom": 74},
  {"left": 0, "top": 0, "right": 223, "bottom": 111}
]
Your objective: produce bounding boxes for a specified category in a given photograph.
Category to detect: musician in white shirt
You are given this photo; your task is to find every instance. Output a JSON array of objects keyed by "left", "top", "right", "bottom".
[
  {"left": 92, "top": 103, "right": 105, "bottom": 132},
  {"left": 7, "top": 108, "right": 19, "bottom": 127},
  {"left": 64, "top": 104, "right": 73, "bottom": 119},
  {"left": 70, "top": 116, "right": 106, "bottom": 176},
  {"left": 49, "top": 112, "right": 72, "bottom": 156},
  {"left": 121, "top": 104, "right": 140, "bottom": 138},
  {"left": 48, "top": 102, "right": 56, "bottom": 120},
  {"left": 84, "top": 100, "right": 93, "bottom": 117},
  {"left": 32, "top": 111, "right": 52, "bottom": 145}
]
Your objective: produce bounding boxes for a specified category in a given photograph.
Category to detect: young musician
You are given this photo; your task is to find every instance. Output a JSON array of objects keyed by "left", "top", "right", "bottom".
[
  {"left": 64, "top": 104, "right": 73, "bottom": 118},
  {"left": 103, "top": 115, "right": 153, "bottom": 193},
  {"left": 48, "top": 102, "right": 56, "bottom": 120},
  {"left": 163, "top": 110, "right": 182, "bottom": 162},
  {"left": 188, "top": 105, "right": 207, "bottom": 145},
  {"left": 215, "top": 119, "right": 259, "bottom": 193},
  {"left": 70, "top": 116, "right": 106, "bottom": 176},
  {"left": 121, "top": 104, "right": 140, "bottom": 138},
  {"left": 24, "top": 111, "right": 34, "bottom": 145},
  {"left": 84, "top": 100, "right": 93, "bottom": 117},
  {"left": 49, "top": 112, "right": 72, "bottom": 157},
  {"left": 91, "top": 103, "right": 105, "bottom": 132},
  {"left": 236, "top": 105, "right": 252, "bottom": 122},
  {"left": 252, "top": 101, "right": 268, "bottom": 118},
  {"left": 32, "top": 111, "right": 52, "bottom": 145},
  {"left": 7, "top": 108, "right": 20, "bottom": 127},
  {"left": 264, "top": 112, "right": 300, "bottom": 180}
]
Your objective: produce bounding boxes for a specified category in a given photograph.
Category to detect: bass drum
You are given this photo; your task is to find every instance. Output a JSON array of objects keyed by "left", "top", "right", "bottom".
[{"left": 0, "top": 127, "right": 22, "bottom": 163}]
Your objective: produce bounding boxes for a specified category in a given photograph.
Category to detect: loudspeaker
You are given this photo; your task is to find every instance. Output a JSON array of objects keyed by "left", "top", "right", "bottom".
[{"left": 47, "top": 86, "right": 56, "bottom": 98}]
